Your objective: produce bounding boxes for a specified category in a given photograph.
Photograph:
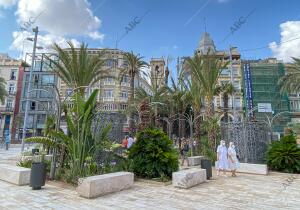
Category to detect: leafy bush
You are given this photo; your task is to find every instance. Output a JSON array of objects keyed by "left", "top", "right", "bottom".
[
  {"left": 200, "top": 136, "right": 217, "bottom": 162},
  {"left": 128, "top": 128, "right": 178, "bottom": 179},
  {"left": 266, "top": 135, "right": 300, "bottom": 173}
]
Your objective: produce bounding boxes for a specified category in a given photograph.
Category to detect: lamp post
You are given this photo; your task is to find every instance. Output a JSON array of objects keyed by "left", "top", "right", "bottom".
[{"left": 21, "top": 26, "right": 39, "bottom": 152}]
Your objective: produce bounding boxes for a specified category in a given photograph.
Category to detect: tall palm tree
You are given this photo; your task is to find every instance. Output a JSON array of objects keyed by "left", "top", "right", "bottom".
[
  {"left": 119, "top": 51, "right": 148, "bottom": 133},
  {"left": 186, "top": 53, "right": 228, "bottom": 119},
  {"left": 168, "top": 77, "right": 187, "bottom": 142},
  {"left": 280, "top": 57, "right": 300, "bottom": 93},
  {"left": 47, "top": 41, "right": 107, "bottom": 95},
  {"left": 186, "top": 53, "right": 227, "bottom": 147},
  {"left": 181, "top": 57, "right": 203, "bottom": 146},
  {"left": 220, "top": 83, "right": 235, "bottom": 122},
  {"left": 135, "top": 71, "right": 168, "bottom": 127},
  {"left": 0, "top": 77, "right": 7, "bottom": 103}
]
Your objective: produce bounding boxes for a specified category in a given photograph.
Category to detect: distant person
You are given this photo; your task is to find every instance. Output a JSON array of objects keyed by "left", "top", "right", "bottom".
[
  {"left": 180, "top": 139, "right": 189, "bottom": 166},
  {"left": 228, "top": 142, "right": 239, "bottom": 177},
  {"left": 127, "top": 135, "right": 134, "bottom": 149},
  {"left": 122, "top": 136, "right": 128, "bottom": 148},
  {"left": 5, "top": 131, "right": 10, "bottom": 150},
  {"left": 217, "top": 140, "right": 228, "bottom": 176}
]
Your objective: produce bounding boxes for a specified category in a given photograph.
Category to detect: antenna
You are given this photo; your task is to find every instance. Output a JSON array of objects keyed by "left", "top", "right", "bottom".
[{"left": 204, "top": 17, "right": 207, "bottom": 32}]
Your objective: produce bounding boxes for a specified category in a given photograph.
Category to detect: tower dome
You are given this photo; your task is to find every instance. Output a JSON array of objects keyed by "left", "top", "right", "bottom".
[{"left": 197, "top": 32, "right": 216, "bottom": 54}]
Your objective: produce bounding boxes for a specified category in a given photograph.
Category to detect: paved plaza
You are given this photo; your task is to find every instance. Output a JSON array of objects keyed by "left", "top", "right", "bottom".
[{"left": 0, "top": 147, "right": 299, "bottom": 210}]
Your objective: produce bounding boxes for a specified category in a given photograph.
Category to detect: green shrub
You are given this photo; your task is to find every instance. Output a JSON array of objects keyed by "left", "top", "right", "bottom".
[
  {"left": 200, "top": 136, "right": 217, "bottom": 163},
  {"left": 266, "top": 135, "right": 300, "bottom": 173},
  {"left": 128, "top": 128, "right": 179, "bottom": 179}
]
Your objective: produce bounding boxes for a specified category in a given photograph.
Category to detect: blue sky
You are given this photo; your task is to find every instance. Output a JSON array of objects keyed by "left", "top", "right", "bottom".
[{"left": 1, "top": 0, "right": 300, "bottom": 77}]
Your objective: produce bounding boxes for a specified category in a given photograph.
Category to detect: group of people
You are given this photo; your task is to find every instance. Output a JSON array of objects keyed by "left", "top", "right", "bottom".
[
  {"left": 217, "top": 140, "right": 240, "bottom": 177},
  {"left": 121, "top": 135, "right": 136, "bottom": 149}
]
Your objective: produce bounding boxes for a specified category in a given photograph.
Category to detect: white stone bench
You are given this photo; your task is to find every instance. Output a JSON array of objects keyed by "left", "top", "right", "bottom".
[
  {"left": 0, "top": 164, "right": 31, "bottom": 186},
  {"left": 172, "top": 168, "right": 206, "bottom": 189},
  {"left": 215, "top": 161, "right": 268, "bottom": 175},
  {"left": 188, "top": 156, "right": 204, "bottom": 166},
  {"left": 77, "top": 172, "right": 134, "bottom": 198}
]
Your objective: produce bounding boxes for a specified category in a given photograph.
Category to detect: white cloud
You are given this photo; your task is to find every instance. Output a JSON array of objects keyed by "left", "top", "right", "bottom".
[
  {"left": 16, "top": 0, "right": 104, "bottom": 40},
  {"left": 10, "top": 30, "right": 80, "bottom": 59},
  {"left": 269, "top": 21, "right": 300, "bottom": 62},
  {"left": 0, "top": 0, "right": 17, "bottom": 8}
]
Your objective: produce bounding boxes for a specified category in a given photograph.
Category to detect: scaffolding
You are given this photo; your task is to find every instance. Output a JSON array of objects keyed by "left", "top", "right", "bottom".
[{"left": 243, "top": 60, "right": 290, "bottom": 133}]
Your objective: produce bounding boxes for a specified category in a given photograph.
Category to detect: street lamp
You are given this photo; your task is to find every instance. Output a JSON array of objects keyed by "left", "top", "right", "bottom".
[{"left": 21, "top": 26, "right": 39, "bottom": 152}]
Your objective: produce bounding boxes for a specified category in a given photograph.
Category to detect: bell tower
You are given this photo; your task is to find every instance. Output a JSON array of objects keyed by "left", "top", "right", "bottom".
[{"left": 150, "top": 58, "right": 165, "bottom": 87}]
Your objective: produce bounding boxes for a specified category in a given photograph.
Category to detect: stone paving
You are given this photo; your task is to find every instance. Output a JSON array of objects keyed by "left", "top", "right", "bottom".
[{"left": 0, "top": 146, "right": 299, "bottom": 210}]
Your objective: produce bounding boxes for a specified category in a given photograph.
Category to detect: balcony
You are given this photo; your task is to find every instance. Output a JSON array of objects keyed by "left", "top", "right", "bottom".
[
  {"left": 119, "top": 97, "right": 128, "bottom": 102},
  {"left": 102, "top": 81, "right": 115, "bottom": 86},
  {"left": 102, "top": 97, "right": 114, "bottom": 102},
  {"left": 121, "top": 82, "right": 130, "bottom": 87},
  {"left": 0, "top": 107, "right": 14, "bottom": 112}
]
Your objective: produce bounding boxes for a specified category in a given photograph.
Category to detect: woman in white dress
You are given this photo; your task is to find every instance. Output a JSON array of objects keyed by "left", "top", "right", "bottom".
[
  {"left": 217, "top": 140, "right": 228, "bottom": 176},
  {"left": 228, "top": 142, "right": 239, "bottom": 177}
]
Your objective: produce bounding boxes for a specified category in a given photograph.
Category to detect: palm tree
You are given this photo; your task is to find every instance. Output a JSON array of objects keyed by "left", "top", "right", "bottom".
[
  {"left": 186, "top": 53, "right": 227, "bottom": 147},
  {"left": 181, "top": 57, "right": 203, "bottom": 147},
  {"left": 280, "top": 57, "right": 300, "bottom": 93},
  {"left": 119, "top": 51, "right": 148, "bottom": 133},
  {"left": 135, "top": 71, "right": 168, "bottom": 127},
  {"left": 47, "top": 41, "right": 107, "bottom": 95},
  {"left": 220, "top": 83, "right": 235, "bottom": 122},
  {"left": 0, "top": 77, "right": 7, "bottom": 103},
  {"left": 168, "top": 77, "right": 188, "bottom": 142},
  {"left": 186, "top": 53, "right": 228, "bottom": 119}
]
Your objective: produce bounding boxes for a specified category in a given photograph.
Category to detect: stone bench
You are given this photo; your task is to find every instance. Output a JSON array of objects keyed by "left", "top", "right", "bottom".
[
  {"left": 215, "top": 161, "right": 268, "bottom": 175},
  {"left": 0, "top": 164, "right": 31, "bottom": 185},
  {"left": 188, "top": 156, "right": 204, "bottom": 166},
  {"left": 76, "top": 172, "right": 134, "bottom": 198},
  {"left": 172, "top": 168, "right": 206, "bottom": 189}
]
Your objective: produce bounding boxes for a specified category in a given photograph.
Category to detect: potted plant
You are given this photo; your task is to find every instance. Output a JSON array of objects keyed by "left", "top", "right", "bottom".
[{"left": 30, "top": 154, "right": 46, "bottom": 190}]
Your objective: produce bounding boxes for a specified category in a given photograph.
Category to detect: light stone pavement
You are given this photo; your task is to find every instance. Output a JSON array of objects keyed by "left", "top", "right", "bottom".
[{"left": 0, "top": 146, "right": 299, "bottom": 210}]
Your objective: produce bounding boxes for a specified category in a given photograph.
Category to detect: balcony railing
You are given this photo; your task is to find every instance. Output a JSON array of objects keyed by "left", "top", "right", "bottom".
[
  {"left": 103, "top": 81, "right": 115, "bottom": 86},
  {"left": 0, "top": 107, "right": 14, "bottom": 112},
  {"left": 121, "top": 82, "right": 130, "bottom": 87},
  {"left": 102, "top": 97, "right": 114, "bottom": 102}
]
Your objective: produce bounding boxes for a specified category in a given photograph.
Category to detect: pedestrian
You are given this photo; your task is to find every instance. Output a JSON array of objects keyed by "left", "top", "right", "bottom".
[
  {"left": 5, "top": 131, "right": 10, "bottom": 151},
  {"left": 216, "top": 140, "right": 228, "bottom": 176},
  {"left": 180, "top": 139, "right": 189, "bottom": 166},
  {"left": 228, "top": 142, "right": 239, "bottom": 177},
  {"left": 127, "top": 135, "right": 134, "bottom": 149},
  {"left": 122, "top": 135, "right": 128, "bottom": 148}
]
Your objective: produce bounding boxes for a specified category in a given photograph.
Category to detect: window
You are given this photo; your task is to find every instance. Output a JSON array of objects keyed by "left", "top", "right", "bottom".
[
  {"left": 30, "top": 101, "right": 36, "bottom": 110},
  {"left": 106, "top": 59, "right": 114, "bottom": 67},
  {"left": 220, "top": 68, "right": 230, "bottom": 76},
  {"left": 233, "top": 81, "right": 240, "bottom": 90},
  {"left": 121, "top": 75, "right": 129, "bottom": 83},
  {"left": 41, "top": 75, "right": 54, "bottom": 85},
  {"left": 103, "top": 103, "right": 116, "bottom": 111},
  {"left": 27, "top": 115, "right": 34, "bottom": 128},
  {"left": 121, "top": 104, "right": 127, "bottom": 110},
  {"left": 6, "top": 99, "right": 13, "bottom": 111},
  {"left": 234, "top": 97, "right": 241, "bottom": 108},
  {"left": 34, "top": 75, "right": 39, "bottom": 84},
  {"left": 8, "top": 83, "right": 15, "bottom": 94},
  {"left": 123, "top": 60, "right": 129, "bottom": 67},
  {"left": 120, "top": 91, "right": 128, "bottom": 99},
  {"left": 10, "top": 69, "right": 17, "bottom": 80},
  {"left": 104, "top": 90, "right": 113, "bottom": 98},
  {"left": 104, "top": 77, "right": 114, "bottom": 84}
]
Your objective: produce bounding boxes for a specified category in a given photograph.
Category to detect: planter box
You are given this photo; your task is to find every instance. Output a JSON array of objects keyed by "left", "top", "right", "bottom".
[
  {"left": 188, "top": 156, "right": 204, "bottom": 166},
  {"left": 215, "top": 161, "right": 268, "bottom": 175},
  {"left": 0, "top": 164, "right": 31, "bottom": 185},
  {"left": 77, "top": 172, "right": 134, "bottom": 198},
  {"left": 172, "top": 168, "right": 206, "bottom": 189}
]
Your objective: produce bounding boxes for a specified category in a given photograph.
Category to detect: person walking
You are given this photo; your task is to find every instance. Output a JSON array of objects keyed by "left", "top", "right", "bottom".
[
  {"left": 127, "top": 135, "right": 134, "bottom": 149},
  {"left": 228, "top": 142, "right": 239, "bottom": 177},
  {"left": 4, "top": 131, "right": 10, "bottom": 151},
  {"left": 180, "top": 139, "right": 190, "bottom": 166},
  {"left": 217, "top": 140, "right": 228, "bottom": 176}
]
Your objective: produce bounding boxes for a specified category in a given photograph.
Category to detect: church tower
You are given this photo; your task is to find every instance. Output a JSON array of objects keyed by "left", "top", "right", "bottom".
[{"left": 150, "top": 58, "right": 165, "bottom": 87}]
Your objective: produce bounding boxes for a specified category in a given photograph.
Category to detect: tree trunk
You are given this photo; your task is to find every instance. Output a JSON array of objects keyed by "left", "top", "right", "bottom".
[
  {"left": 194, "top": 109, "right": 201, "bottom": 154},
  {"left": 205, "top": 96, "right": 215, "bottom": 148},
  {"left": 129, "top": 72, "right": 135, "bottom": 134},
  {"left": 223, "top": 93, "right": 229, "bottom": 122},
  {"left": 179, "top": 108, "right": 185, "bottom": 147}
]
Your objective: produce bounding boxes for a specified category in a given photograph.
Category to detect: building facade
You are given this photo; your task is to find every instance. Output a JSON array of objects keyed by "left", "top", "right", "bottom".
[
  {"left": 242, "top": 58, "right": 290, "bottom": 134},
  {"left": 18, "top": 53, "right": 59, "bottom": 139},
  {"left": 0, "top": 54, "right": 21, "bottom": 140}
]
